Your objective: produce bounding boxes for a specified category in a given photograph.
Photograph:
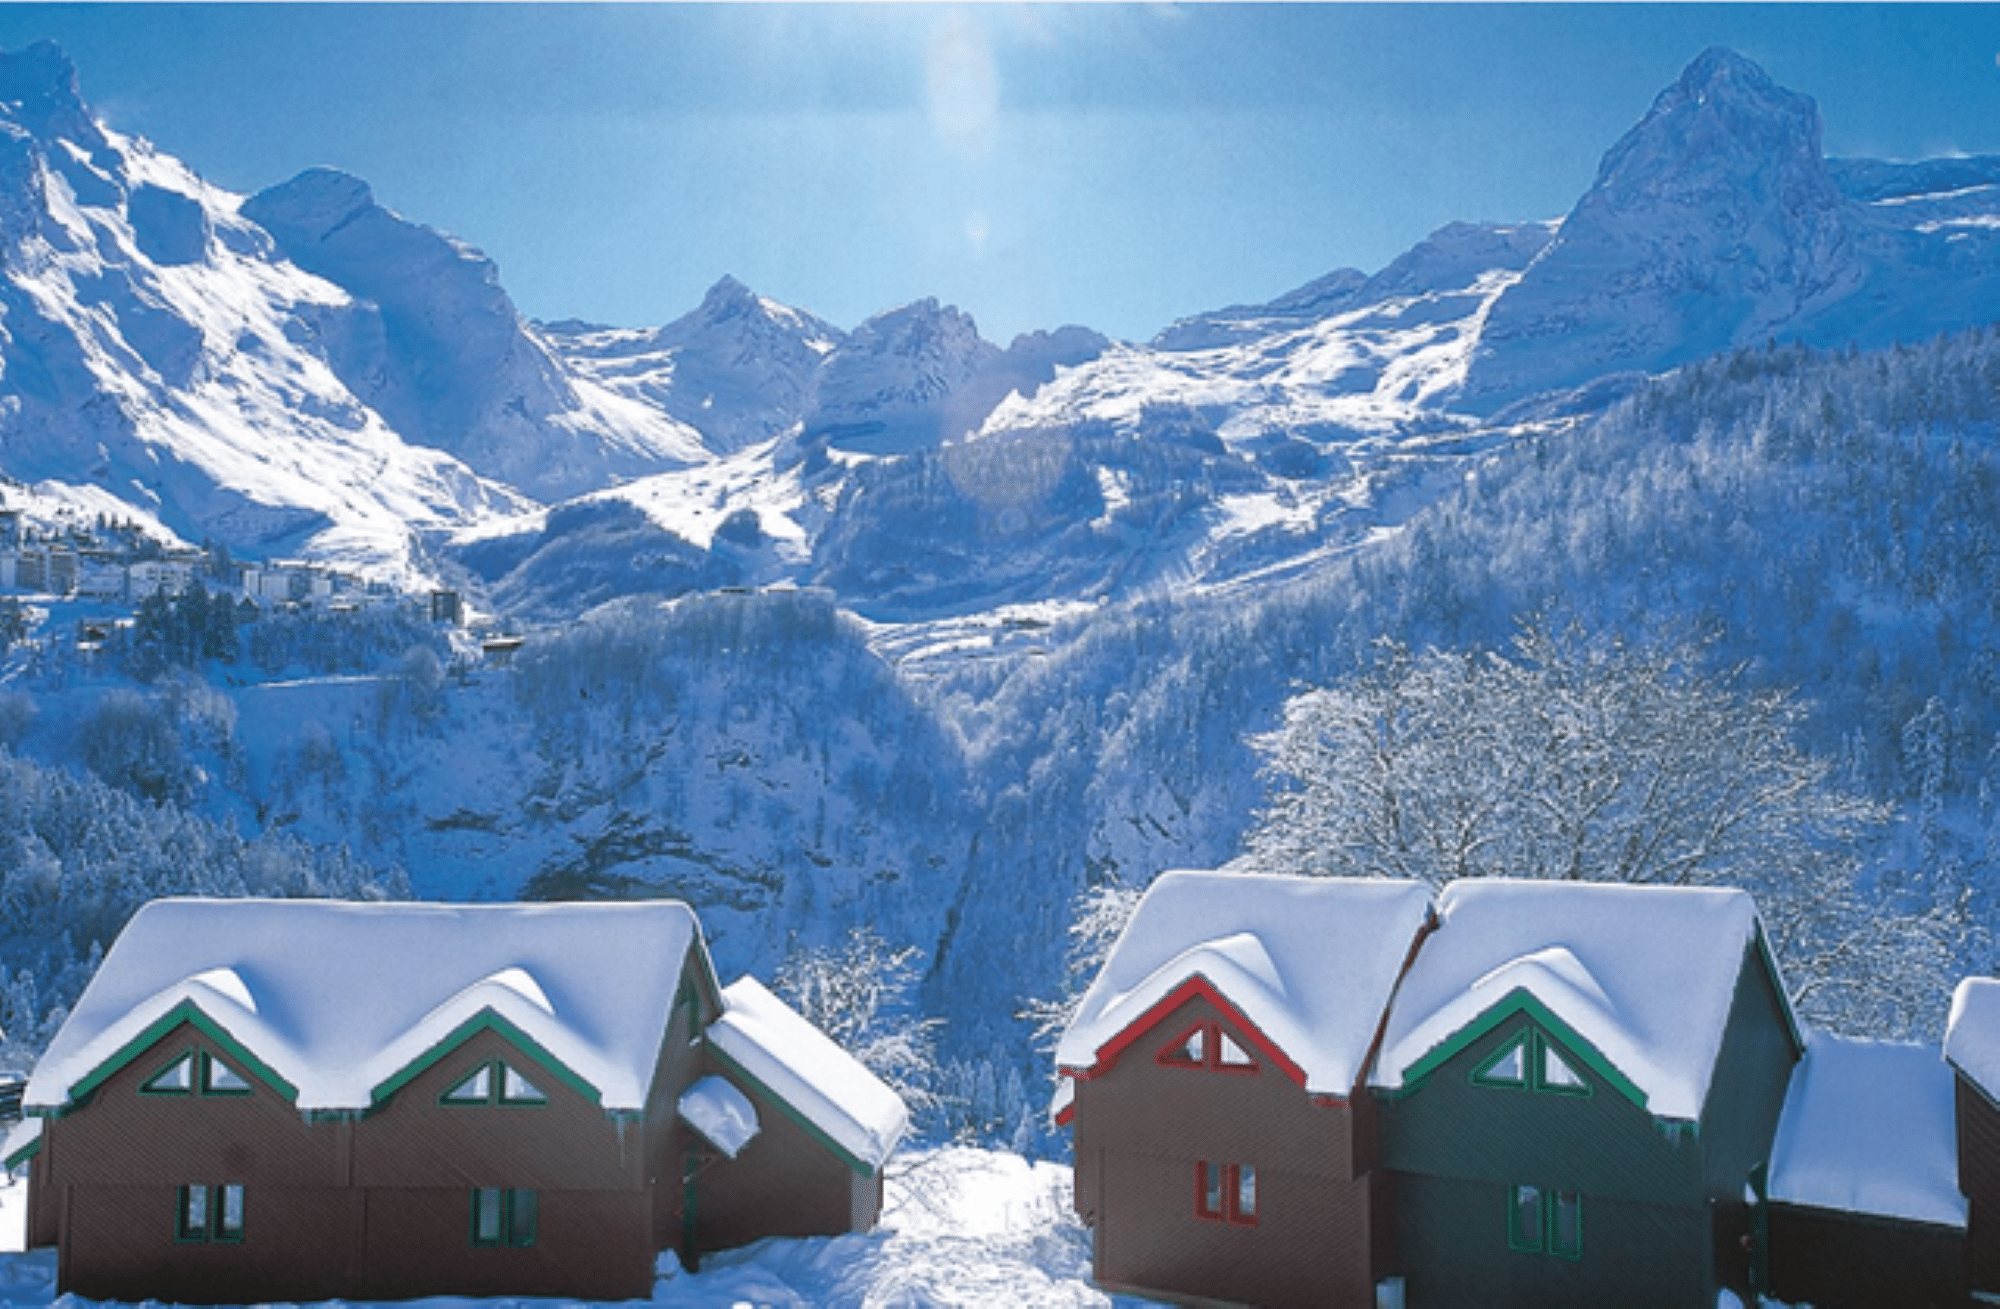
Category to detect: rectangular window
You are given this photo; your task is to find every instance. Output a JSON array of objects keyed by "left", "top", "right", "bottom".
[
  {"left": 1196, "top": 1160, "right": 1224, "bottom": 1219},
  {"left": 471, "top": 1187, "right": 536, "bottom": 1249},
  {"left": 1509, "top": 1183, "right": 1544, "bottom": 1252},
  {"left": 1509, "top": 1184, "right": 1582, "bottom": 1259},
  {"left": 176, "top": 1185, "right": 209, "bottom": 1242},
  {"left": 176, "top": 1184, "right": 244, "bottom": 1243},
  {"left": 1550, "top": 1189, "right": 1582, "bottom": 1260},
  {"left": 1194, "top": 1161, "right": 1258, "bottom": 1225}
]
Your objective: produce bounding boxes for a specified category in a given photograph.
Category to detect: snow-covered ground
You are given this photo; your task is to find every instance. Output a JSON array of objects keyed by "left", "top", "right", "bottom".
[{"left": 0, "top": 1147, "right": 1144, "bottom": 1307}]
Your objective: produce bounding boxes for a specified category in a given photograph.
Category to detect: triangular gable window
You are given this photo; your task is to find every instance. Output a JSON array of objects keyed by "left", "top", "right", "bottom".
[
  {"left": 1540, "top": 1043, "right": 1589, "bottom": 1094},
  {"left": 443, "top": 1061, "right": 549, "bottom": 1106},
  {"left": 200, "top": 1054, "right": 251, "bottom": 1095},
  {"left": 1474, "top": 1030, "right": 1594, "bottom": 1097},
  {"left": 500, "top": 1065, "right": 547, "bottom": 1105},
  {"left": 1473, "top": 1036, "right": 1529, "bottom": 1087},
  {"left": 1157, "top": 1020, "right": 1261, "bottom": 1075},
  {"left": 144, "top": 1054, "right": 196, "bottom": 1095},
  {"left": 443, "top": 1065, "right": 493, "bottom": 1104}
]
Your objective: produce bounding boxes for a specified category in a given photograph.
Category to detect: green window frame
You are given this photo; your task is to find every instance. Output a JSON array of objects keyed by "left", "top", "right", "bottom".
[
  {"left": 442, "top": 1060, "right": 549, "bottom": 1107},
  {"left": 145, "top": 1051, "right": 252, "bottom": 1098},
  {"left": 1508, "top": 1184, "right": 1581, "bottom": 1261},
  {"left": 1473, "top": 1031, "right": 1593, "bottom": 1097},
  {"left": 470, "top": 1187, "right": 537, "bottom": 1248},
  {"left": 175, "top": 1184, "right": 245, "bottom": 1244}
]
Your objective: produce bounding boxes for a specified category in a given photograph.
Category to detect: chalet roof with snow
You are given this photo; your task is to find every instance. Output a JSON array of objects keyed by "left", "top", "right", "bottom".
[
  {"left": 1946, "top": 975, "right": 2000, "bottom": 1104},
  {"left": 1768, "top": 1032, "right": 1965, "bottom": 1229},
  {"left": 25, "top": 898, "right": 712, "bottom": 1116},
  {"left": 706, "top": 975, "right": 908, "bottom": 1173},
  {"left": 1055, "top": 870, "right": 1434, "bottom": 1098},
  {"left": 1370, "top": 879, "right": 1795, "bottom": 1121}
]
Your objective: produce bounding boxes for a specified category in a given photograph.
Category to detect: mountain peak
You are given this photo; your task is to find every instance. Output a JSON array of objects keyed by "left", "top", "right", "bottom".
[
  {"left": 1674, "top": 45, "right": 1777, "bottom": 101},
  {"left": 0, "top": 40, "right": 103, "bottom": 149}
]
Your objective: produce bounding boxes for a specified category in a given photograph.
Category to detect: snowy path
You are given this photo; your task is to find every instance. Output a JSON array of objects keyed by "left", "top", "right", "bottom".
[{"left": 0, "top": 1147, "right": 1150, "bottom": 1307}]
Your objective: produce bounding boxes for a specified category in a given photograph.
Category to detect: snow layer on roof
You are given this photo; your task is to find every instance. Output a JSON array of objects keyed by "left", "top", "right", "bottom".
[
  {"left": 1055, "top": 871, "right": 1433, "bottom": 1097},
  {"left": 707, "top": 976, "right": 908, "bottom": 1171},
  {"left": 27, "top": 899, "right": 702, "bottom": 1114},
  {"left": 1371, "top": 879, "right": 1772, "bottom": 1120},
  {"left": 1946, "top": 976, "right": 2000, "bottom": 1102},
  {"left": 1769, "top": 1032, "right": 1964, "bottom": 1228},
  {"left": 679, "top": 1074, "right": 760, "bottom": 1159}
]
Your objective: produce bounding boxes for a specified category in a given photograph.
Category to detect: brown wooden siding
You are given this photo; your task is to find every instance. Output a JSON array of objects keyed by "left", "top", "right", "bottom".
[
  {"left": 1071, "top": 990, "right": 1376, "bottom": 1307},
  {"left": 1098, "top": 1147, "right": 1377, "bottom": 1309},
  {"left": 357, "top": 1185, "right": 654, "bottom": 1300},
  {"left": 41, "top": 960, "right": 683, "bottom": 1303},
  {"left": 685, "top": 1053, "right": 873, "bottom": 1256},
  {"left": 1958, "top": 1074, "right": 2000, "bottom": 1295},
  {"left": 351, "top": 1024, "right": 645, "bottom": 1192},
  {"left": 645, "top": 955, "right": 719, "bottom": 1248},
  {"left": 1766, "top": 1202, "right": 1966, "bottom": 1309}
]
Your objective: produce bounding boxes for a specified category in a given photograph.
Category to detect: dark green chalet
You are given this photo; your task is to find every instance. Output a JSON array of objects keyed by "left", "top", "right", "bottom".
[{"left": 1367, "top": 880, "right": 1802, "bottom": 1309}]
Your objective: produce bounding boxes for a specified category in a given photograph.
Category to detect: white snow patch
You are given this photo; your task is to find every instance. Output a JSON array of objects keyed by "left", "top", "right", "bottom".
[
  {"left": 678, "top": 1074, "right": 761, "bottom": 1159},
  {"left": 708, "top": 976, "right": 909, "bottom": 1170},
  {"left": 1372, "top": 879, "right": 1775, "bottom": 1121},
  {"left": 1946, "top": 975, "right": 2000, "bottom": 1102},
  {"left": 28, "top": 899, "right": 703, "bottom": 1115},
  {"left": 1057, "top": 871, "right": 1433, "bottom": 1097},
  {"left": 1769, "top": 1032, "right": 1965, "bottom": 1228}
]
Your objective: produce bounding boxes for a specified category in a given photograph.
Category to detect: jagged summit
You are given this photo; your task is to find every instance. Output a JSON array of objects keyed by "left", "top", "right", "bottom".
[
  {"left": 0, "top": 40, "right": 103, "bottom": 147},
  {"left": 1461, "top": 47, "right": 1860, "bottom": 407}
]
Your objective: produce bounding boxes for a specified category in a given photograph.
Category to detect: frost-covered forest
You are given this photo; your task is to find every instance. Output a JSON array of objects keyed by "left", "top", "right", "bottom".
[{"left": 3, "top": 323, "right": 1999, "bottom": 1151}]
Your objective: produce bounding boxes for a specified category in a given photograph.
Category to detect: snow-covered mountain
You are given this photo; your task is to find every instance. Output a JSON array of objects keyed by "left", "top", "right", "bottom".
[
  {"left": 541, "top": 275, "right": 843, "bottom": 457},
  {"left": 1461, "top": 47, "right": 2000, "bottom": 408},
  {"left": 240, "top": 168, "right": 704, "bottom": 502}
]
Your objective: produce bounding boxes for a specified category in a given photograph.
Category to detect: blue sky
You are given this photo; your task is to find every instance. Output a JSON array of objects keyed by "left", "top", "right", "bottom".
[{"left": 3, "top": 4, "right": 1997, "bottom": 343}]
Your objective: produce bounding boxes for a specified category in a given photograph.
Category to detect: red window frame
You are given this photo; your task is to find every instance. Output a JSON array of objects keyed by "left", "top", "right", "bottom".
[
  {"left": 1158, "top": 1020, "right": 1261, "bottom": 1075},
  {"left": 1193, "top": 1160, "right": 1259, "bottom": 1226}
]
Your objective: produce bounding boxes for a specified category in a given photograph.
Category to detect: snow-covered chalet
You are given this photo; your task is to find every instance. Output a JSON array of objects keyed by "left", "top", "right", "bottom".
[
  {"left": 1053, "top": 872, "right": 1833, "bottom": 1308},
  {"left": 1, "top": 898, "right": 907, "bottom": 1303}
]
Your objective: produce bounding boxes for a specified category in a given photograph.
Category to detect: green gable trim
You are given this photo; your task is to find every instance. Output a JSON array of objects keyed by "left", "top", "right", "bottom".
[
  {"left": 3, "top": 1128, "right": 41, "bottom": 1170},
  {"left": 368, "top": 1008, "right": 601, "bottom": 1110},
  {"left": 66, "top": 1000, "right": 298, "bottom": 1107},
  {"left": 1397, "top": 988, "right": 1648, "bottom": 1111},
  {"left": 705, "top": 1040, "right": 875, "bottom": 1178}
]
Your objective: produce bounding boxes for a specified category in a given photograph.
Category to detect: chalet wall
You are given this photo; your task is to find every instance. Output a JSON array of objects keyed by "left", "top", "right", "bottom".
[
  {"left": 1072, "top": 990, "right": 1376, "bottom": 1308},
  {"left": 1096, "top": 1146, "right": 1376, "bottom": 1309},
  {"left": 1695, "top": 940, "right": 1799, "bottom": 1201},
  {"left": 1377, "top": 1012, "right": 1704, "bottom": 1206},
  {"left": 644, "top": 958, "right": 719, "bottom": 1249},
  {"left": 60, "top": 1182, "right": 355, "bottom": 1304},
  {"left": 1766, "top": 1202, "right": 1965, "bottom": 1309},
  {"left": 687, "top": 1055, "right": 869, "bottom": 1256},
  {"left": 50, "top": 1021, "right": 345, "bottom": 1187},
  {"left": 1074, "top": 992, "right": 1359, "bottom": 1180},
  {"left": 357, "top": 1185, "right": 654, "bottom": 1300},
  {"left": 1392, "top": 1172, "right": 1705, "bottom": 1309},
  {"left": 353, "top": 1024, "right": 645, "bottom": 1191},
  {"left": 1958, "top": 1074, "right": 2000, "bottom": 1295}
]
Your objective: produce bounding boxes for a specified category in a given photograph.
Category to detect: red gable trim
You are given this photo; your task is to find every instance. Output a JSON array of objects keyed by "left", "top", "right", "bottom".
[
  {"left": 1075, "top": 974, "right": 1309, "bottom": 1089},
  {"left": 1054, "top": 1098, "right": 1076, "bottom": 1129}
]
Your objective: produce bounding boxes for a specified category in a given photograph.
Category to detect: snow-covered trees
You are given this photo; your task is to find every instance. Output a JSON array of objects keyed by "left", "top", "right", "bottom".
[
  {"left": 1243, "top": 624, "right": 1977, "bottom": 1038},
  {"left": 774, "top": 926, "right": 941, "bottom": 1127}
]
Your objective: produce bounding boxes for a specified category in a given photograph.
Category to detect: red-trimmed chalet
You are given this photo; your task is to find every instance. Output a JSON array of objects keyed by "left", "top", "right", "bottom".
[{"left": 1053, "top": 871, "right": 1432, "bottom": 1307}]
